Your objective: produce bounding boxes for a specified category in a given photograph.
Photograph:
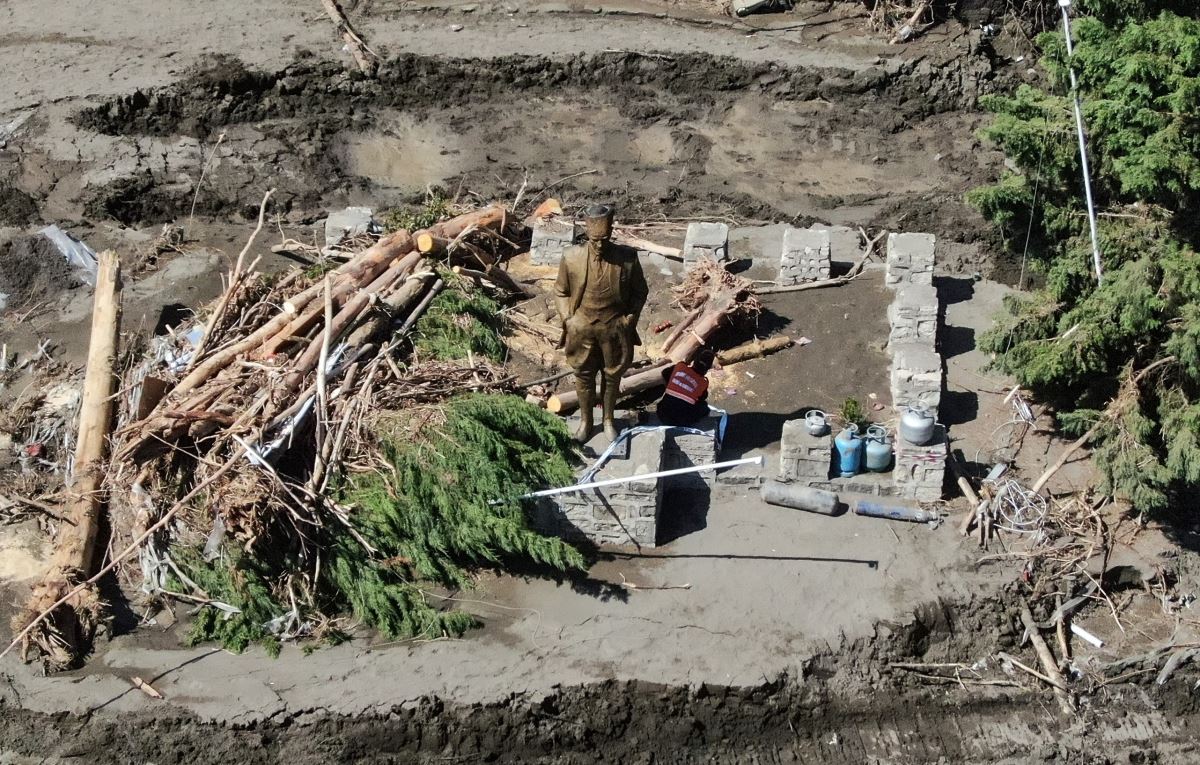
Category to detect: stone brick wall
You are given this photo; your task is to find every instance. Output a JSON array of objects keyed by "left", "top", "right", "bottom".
[
  {"left": 887, "top": 282, "right": 938, "bottom": 348},
  {"left": 889, "top": 343, "right": 943, "bottom": 420},
  {"left": 530, "top": 218, "right": 578, "bottom": 266},
  {"left": 777, "top": 228, "right": 831, "bottom": 286},
  {"left": 683, "top": 222, "right": 730, "bottom": 267},
  {"left": 885, "top": 233, "right": 935, "bottom": 287},
  {"left": 894, "top": 424, "right": 948, "bottom": 502}
]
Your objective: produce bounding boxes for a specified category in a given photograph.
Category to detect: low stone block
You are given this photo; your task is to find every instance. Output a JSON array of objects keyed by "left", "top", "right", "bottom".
[
  {"left": 683, "top": 222, "right": 730, "bottom": 266},
  {"left": 886, "top": 233, "right": 936, "bottom": 287},
  {"left": 778, "top": 227, "right": 831, "bottom": 286},
  {"left": 661, "top": 418, "right": 720, "bottom": 491},
  {"left": 323, "top": 207, "right": 376, "bottom": 256},
  {"left": 894, "top": 424, "right": 947, "bottom": 502},
  {"left": 779, "top": 419, "right": 833, "bottom": 483},
  {"left": 531, "top": 218, "right": 578, "bottom": 266}
]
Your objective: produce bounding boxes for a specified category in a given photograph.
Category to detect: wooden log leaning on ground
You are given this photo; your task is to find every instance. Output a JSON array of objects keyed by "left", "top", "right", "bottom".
[
  {"left": 13, "top": 251, "right": 122, "bottom": 668},
  {"left": 321, "top": 0, "right": 379, "bottom": 76},
  {"left": 546, "top": 335, "right": 793, "bottom": 414}
]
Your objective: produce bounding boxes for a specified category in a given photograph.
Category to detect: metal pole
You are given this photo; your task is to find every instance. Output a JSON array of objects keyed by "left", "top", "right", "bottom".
[
  {"left": 508, "top": 455, "right": 764, "bottom": 501},
  {"left": 1058, "top": 0, "right": 1104, "bottom": 284}
]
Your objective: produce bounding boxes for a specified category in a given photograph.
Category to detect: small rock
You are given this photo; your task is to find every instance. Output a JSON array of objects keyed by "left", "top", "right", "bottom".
[{"left": 450, "top": 23, "right": 464, "bottom": 31}]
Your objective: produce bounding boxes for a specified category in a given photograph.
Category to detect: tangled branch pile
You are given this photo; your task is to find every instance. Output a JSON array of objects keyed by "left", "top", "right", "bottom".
[{"left": 12, "top": 203, "right": 586, "bottom": 667}]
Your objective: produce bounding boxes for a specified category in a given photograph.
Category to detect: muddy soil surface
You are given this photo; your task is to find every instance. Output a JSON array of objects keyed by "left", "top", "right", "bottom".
[
  {"left": 2, "top": 595, "right": 1198, "bottom": 763},
  {"left": 0, "top": 235, "right": 82, "bottom": 307},
  {"left": 19, "top": 46, "right": 1007, "bottom": 272}
]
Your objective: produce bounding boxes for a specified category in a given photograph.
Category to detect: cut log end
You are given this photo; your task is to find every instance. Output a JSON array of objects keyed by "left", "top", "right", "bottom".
[{"left": 416, "top": 232, "right": 438, "bottom": 254}]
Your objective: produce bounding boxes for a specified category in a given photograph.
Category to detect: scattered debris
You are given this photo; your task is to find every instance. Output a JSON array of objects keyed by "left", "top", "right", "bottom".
[
  {"left": 323, "top": 206, "right": 377, "bottom": 258},
  {"left": 731, "top": 0, "right": 794, "bottom": 18},
  {"left": 130, "top": 676, "right": 164, "bottom": 699}
]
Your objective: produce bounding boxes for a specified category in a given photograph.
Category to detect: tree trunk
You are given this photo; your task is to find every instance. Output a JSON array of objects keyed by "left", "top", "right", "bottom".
[
  {"left": 547, "top": 363, "right": 672, "bottom": 414},
  {"left": 13, "top": 250, "right": 121, "bottom": 668},
  {"left": 668, "top": 299, "right": 737, "bottom": 364},
  {"left": 547, "top": 333, "right": 793, "bottom": 413},
  {"left": 715, "top": 335, "right": 792, "bottom": 365}
]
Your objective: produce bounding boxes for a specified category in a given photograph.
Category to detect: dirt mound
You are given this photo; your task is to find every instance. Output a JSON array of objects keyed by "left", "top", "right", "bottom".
[
  {"left": 0, "top": 184, "right": 39, "bottom": 226},
  {"left": 77, "top": 50, "right": 995, "bottom": 141},
  {"left": 0, "top": 234, "right": 81, "bottom": 306}
]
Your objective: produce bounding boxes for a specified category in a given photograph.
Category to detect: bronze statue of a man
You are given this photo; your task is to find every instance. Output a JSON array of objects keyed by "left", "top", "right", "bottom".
[{"left": 555, "top": 204, "right": 648, "bottom": 442}]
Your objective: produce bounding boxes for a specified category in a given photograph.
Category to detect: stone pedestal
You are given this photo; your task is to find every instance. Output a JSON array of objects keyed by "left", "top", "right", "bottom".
[
  {"left": 534, "top": 429, "right": 665, "bottom": 547},
  {"left": 779, "top": 419, "right": 832, "bottom": 483},
  {"left": 894, "top": 425, "right": 947, "bottom": 502},
  {"left": 683, "top": 222, "right": 730, "bottom": 267},
  {"left": 885, "top": 233, "right": 936, "bottom": 287},
  {"left": 661, "top": 418, "right": 720, "bottom": 491},
  {"left": 890, "top": 343, "right": 943, "bottom": 419},
  {"left": 531, "top": 218, "right": 578, "bottom": 266},
  {"left": 778, "top": 228, "right": 831, "bottom": 286},
  {"left": 887, "top": 283, "right": 939, "bottom": 349}
]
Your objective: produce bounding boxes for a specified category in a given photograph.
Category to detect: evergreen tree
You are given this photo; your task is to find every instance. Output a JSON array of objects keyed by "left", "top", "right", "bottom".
[{"left": 970, "top": 3, "right": 1200, "bottom": 512}]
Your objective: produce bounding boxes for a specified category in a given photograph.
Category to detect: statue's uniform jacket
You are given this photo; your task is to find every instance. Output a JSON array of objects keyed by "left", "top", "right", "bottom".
[{"left": 554, "top": 240, "right": 648, "bottom": 377}]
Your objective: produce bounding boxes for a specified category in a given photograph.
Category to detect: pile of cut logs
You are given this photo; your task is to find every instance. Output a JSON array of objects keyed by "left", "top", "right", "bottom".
[{"left": 8, "top": 204, "right": 522, "bottom": 668}]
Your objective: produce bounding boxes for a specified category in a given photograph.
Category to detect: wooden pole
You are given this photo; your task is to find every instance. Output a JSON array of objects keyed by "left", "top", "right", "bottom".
[
  {"left": 12, "top": 250, "right": 121, "bottom": 667},
  {"left": 67, "top": 250, "right": 122, "bottom": 575},
  {"left": 1019, "top": 600, "right": 1075, "bottom": 715}
]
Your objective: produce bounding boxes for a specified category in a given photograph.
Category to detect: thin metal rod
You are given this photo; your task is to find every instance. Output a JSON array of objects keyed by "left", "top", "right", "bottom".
[
  {"left": 1059, "top": 0, "right": 1104, "bottom": 284},
  {"left": 512, "top": 455, "right": 764, "bottom": 501}
]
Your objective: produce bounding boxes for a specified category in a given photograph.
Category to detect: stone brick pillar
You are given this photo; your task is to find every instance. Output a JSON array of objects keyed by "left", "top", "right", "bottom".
[
  {"left": 890, "top": 343, "right": 942, "bottom": 419},
  {"left": 885, "top": 233, "right": 935, "bottom": 287},
  {"left": 779, "top": 419, "right": 833, "bottom": 484},
  {"left": 530, "top": 218, "right": 578, "bottom": 266},
  {"left": 894, "top": 424, "right": 947, "bottom": 502},
  {"left": 777, "top": 228, "right": 831, "bottom": 286},
  {"left": 532, "top": 429, "right": 665, "bottom": 548},
  {"left": 683, "top": 222, "right": 730, "bottom": 267},
  {"left": 887, "top": 282, "right": 939, "bottom": 349}
]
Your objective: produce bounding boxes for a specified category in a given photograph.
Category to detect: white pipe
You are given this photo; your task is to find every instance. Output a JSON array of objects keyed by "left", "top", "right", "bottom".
[
  {"left": 1058, "top": 0, "right": 1104, "bottom": 284},
  {"left": 510, "top": 455, "right": 764, "bottom": 501},
  {"left": 1070, "top": 623, "right": 1105, "bottom": 648}
]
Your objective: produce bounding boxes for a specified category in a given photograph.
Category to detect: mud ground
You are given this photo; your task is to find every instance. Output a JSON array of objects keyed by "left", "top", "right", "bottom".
[{"left": 2, "top": 1, "right": 1198, "bottom": 762}]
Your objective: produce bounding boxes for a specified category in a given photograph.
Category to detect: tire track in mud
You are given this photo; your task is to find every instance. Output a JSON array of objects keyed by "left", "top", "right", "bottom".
[{"left": 1, "top": 677, "right": 1198, "bottom": 763}]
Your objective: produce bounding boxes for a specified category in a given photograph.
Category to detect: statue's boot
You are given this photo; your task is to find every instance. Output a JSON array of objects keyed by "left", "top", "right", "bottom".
[
  {"left": 573, "top": 373, "right": 596, "bottom": 442},
  {"left": 602, "top": 372, "right": 622, "bottom": 442}
]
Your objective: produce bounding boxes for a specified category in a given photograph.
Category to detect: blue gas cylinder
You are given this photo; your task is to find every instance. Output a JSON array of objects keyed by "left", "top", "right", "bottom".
[
  {"left": 834, "top": 425, "right": 864, "bottom": 478},
  {"left": 864, "top": 425, "right": 893, "bottom": 472}
]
